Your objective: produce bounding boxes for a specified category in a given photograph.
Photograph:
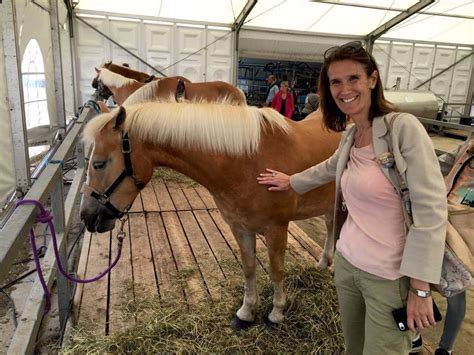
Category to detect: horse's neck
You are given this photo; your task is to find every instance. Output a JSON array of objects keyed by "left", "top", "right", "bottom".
[
  {"left": 146, "top": 145, "right": 229, "bottom": 193},
  {"left": 110, "top": 64, "right": 149, "bottom": 82},
  {"left": 111, "top": 82, "right": 144, "bottom": 105}
]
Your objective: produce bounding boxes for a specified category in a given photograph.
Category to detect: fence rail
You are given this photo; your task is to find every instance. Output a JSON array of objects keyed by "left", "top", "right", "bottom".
[{"left": 0, "top": 106, "right": 96, "bottom": 355}]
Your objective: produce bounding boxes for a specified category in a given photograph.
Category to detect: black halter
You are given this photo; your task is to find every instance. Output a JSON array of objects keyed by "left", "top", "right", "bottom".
[{"left": 85, "top": 131, "right": 145, "bottom": 219}]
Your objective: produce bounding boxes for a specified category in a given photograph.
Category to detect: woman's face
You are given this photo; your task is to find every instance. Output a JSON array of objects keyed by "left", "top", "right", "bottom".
[
  {"left": 327, "top": 59, "right": 377, "bottom": 121},
  {"left": 280, "top": 84, "right": 288, "bottom": 93}
]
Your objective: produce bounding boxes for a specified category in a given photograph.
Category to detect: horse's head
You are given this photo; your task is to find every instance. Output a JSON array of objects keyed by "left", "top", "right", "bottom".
[
  {"left": 80, "top": 106, "right": 153, "bottom": 232},
  {"left": 92, "top": 67, "right": 113, "bottom": 100}
]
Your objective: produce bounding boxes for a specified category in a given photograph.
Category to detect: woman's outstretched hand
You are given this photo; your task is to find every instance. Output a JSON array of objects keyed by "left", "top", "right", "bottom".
[{"left": 257, "top": 168, "right": 291, "bottom": 191}]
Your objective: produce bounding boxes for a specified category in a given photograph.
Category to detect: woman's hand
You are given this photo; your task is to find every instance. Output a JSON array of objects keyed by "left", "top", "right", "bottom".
[
  {"left": 406, "top": 279, "right": 436, "bottom": 331},
  {"left": 257, "top": 168, "right": 291, "bottom": 191}
]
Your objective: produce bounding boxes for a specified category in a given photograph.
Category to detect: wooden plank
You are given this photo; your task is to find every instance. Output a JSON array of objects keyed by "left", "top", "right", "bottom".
[
  {"left": 166, "top": 182, "right": 191, "bottom": 211},
  {"left": 162, "top": 212, "right": 207, "bottom": 304},
  {"left": 153, "top": 181, "right": 175, "bottom": 211},
  {"left": 178, "top": 211, "right": 226, "bottom": 299},
  {"left": 288, "top": 222, "right": 323, "bottom": 261},
  {"left": 72, "top": 232, "right": 92, "bottom": 322},
  {"left": 195, "top": 186, "right": 217, "bottom": 209},
  {"left": 141, "top": 183, "right": 160, "bottom": 212},
  {"left": 193, "top": 210, "right": 238, "bottom": 272},
  {"left": 129, "top": 213, "right": 158, "bottom": 296},
  {"left": 180, "top": 182, "right": 206, "bottom": 210},
  {"left": 78, "top": 230, "right": 111, "bottom": 335},
  {"left": 146, "top": 212, "right": 184, "bottom": 301},
  {"left": 286, "top": 232, "right": 316, "bottom": 263},
  {"left": 108, "top": 219, "right": 135, "bottom": 334},
  {"left": 128, "top": 193, "right": 143, "bottom": 213}
]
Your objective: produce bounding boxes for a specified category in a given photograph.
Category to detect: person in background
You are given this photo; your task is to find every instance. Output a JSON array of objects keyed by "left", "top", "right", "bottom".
[
  {"left": 271, "top": 81, "right": 294, "bottom": 119},
  {"left": 257, "top": 41, "right": 447, "bottom": 354},
  {"left": 265, "top": 74, "right": 279, "bottom": 107},
  {"left": 301, "top": 85, "right": 320, "bottom": 119}
]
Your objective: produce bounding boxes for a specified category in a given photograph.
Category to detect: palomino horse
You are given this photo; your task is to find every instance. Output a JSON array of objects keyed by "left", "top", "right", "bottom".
[
  {"left": 93, "top": 67, "right": 246, "bottom": 105},
  {"left": 80, "top": 99, "right": 340, "bottom": 327},
  {"left": 95, "top": 61, "right": 158, "bottom": 83}
]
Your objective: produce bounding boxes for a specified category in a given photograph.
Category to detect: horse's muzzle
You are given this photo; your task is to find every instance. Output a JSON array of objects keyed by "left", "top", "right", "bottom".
[{"left": 80, "top": 205, "right": 117, "bottom": 233}]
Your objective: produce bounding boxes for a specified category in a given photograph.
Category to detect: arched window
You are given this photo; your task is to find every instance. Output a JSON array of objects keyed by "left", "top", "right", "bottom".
[{"left": 21, "top": 39, "right": 50, "bottom": 158}]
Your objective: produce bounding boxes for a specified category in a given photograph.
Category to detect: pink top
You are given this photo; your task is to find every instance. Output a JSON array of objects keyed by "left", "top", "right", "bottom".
[{"left": 337, "top": 144, "right": 406, "bottom": 280}]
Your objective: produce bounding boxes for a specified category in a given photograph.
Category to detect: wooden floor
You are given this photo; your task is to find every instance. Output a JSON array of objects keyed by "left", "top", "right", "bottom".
[{"left": 72, "top": 180, "right": 324, "bottom": 335}]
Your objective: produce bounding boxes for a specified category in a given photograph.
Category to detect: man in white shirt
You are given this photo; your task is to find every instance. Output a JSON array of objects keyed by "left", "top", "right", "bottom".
[{"left": 265, "top": 74, "right": 279, "bottom": 106}]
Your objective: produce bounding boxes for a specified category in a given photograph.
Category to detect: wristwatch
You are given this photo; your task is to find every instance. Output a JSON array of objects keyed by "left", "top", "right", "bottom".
[{"left": 410, "top": 287, "right": 431, "bottom": 298}]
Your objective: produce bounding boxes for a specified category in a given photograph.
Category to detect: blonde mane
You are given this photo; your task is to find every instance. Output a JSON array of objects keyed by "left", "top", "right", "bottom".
[
  {"left": 83, "top": 99, "right": 291, "bottom": 156},
  {"left": 123, "top": 80, "right": 159, "bottom": 105},
  {"left": 98, "top": 68, "right": 136, "bottom": 88}
]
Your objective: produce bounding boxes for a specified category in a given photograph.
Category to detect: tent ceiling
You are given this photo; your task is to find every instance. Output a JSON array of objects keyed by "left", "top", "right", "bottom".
[{"left": 75, "top": 0, "right": 473, "bottom": 45}]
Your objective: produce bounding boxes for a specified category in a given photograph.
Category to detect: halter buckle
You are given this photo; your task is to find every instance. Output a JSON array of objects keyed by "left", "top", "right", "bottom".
[{"left": 97, "top": 194, "right": 111, "bottom": 205}]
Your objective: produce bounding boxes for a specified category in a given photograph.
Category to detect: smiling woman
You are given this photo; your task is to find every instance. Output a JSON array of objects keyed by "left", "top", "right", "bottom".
[{"left": 257, "top": 40, "right": 447, "bottom": 355}]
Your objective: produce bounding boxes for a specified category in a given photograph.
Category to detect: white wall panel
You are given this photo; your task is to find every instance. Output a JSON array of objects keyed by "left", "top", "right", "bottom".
[
  {"left": 110, "top": 20, "right": 141, "bottom": 69},
  {"left": 76, "top": 17, "right": 107, "bottom": 103},
  {"left": 447, "top": 49, "right": 472, "bottom": 119},
  {"left": 206, "top": 29, "right": 232, "bottom": 82},
  {"left": 385, "top": 43, "right": 413, "bottom": 90},
  {"left": 408, "top": 45, "right": 435, "bottom": 90},
  {"left": 175, "top": 26, "right": 205, "bottom": 81},
  {"left": 430, "top": 47, "right": 456, "bottom": 103},
  {"left": 145, "top": 23, "right": 173, "bottom": 76},
  {"left": 372, "top": 42, "right": 390, "bottom": 88}
]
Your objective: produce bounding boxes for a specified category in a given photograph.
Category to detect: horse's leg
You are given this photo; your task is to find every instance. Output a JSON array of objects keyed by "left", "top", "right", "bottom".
[
  {"left": 231, "top": 229, "right": 258, "bottom": 329},
  {"left": 264, "top": 224, "right": 288, "bottom": 324},
  {"left": 317, "top": 212, "right": 334, "bottom": 269}
]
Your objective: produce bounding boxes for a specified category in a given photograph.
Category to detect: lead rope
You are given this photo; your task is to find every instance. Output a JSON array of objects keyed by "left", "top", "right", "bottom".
[{"left": 14, "top": 199, "right": 127, "bottom": 314}]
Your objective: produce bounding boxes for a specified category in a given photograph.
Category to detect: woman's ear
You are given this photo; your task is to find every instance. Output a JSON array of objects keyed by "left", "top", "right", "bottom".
[{"left": 370, "top": 70, "right": 378, "bottom": 89}]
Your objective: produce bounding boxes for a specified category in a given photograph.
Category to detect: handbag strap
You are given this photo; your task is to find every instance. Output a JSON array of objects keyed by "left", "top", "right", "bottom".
[{"left": 383, "top": 114, "right": 414, "bottom": 228}]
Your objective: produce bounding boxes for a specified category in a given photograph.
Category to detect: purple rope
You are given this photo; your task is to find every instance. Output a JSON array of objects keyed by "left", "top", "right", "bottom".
[{"left": 14, "top": 199, "right": 125, "bottom": 314}]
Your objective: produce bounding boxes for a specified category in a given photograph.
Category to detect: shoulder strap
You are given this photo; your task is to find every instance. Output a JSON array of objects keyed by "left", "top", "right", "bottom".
[{"left": 383, "top": 113, "right": 414, "bottom": 228}]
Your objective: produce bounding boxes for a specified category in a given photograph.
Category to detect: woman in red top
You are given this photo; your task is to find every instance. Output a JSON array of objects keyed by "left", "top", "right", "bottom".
[{"left": 271, "top": 81, "right": 294, "bottom": 119}]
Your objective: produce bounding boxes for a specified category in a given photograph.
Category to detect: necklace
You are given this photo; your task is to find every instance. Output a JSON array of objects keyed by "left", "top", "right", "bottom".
[{"left": 354, "top": 127, "right": 372, "bottom": 148}]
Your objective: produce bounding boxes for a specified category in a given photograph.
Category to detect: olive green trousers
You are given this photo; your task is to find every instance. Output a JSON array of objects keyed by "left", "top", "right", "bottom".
[{"left": 334, "top": 249, "right": 413, "bottom": 355}]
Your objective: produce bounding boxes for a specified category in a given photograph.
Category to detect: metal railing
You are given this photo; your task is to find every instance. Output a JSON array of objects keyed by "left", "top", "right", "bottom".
[{"left": 0, "top": 105, "right": 96, "bottom": 355}]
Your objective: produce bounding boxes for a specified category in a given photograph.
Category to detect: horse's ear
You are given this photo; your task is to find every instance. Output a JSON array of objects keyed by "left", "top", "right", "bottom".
[
  {"left": 95, "top": 67, "right": 101, "bottom": 74},
  {"left": 114, "top": 106, "right": 126, "bottom": 129}
]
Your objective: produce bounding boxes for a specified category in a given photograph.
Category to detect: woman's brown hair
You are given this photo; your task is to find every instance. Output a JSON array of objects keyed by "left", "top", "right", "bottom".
[{"left": 318, "top": 41, "right": 395, "bottom": 132}]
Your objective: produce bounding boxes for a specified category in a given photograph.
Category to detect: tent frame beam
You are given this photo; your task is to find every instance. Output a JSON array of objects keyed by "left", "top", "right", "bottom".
[
  {"left": 1, "top": 0, "right": 31, "bottom": 194},
  {"left": 232, "top": 0, "right": 258, "bottom": 84},
  {"left": 312, "top": 0, "right": 473, "bottom": 20},
  {"left": 366, "top": 0, "right": 435, "bottom": 53}
]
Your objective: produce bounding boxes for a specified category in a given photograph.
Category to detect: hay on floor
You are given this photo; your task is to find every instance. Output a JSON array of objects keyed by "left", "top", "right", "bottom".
[{"left": 62, "top": 260, "right": 343, "bottom": 354}]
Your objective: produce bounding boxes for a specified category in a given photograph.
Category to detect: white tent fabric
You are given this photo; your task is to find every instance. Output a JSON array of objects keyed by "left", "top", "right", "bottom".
[{"left": 76, "top": 0, "right": 473, "bottom": 45}]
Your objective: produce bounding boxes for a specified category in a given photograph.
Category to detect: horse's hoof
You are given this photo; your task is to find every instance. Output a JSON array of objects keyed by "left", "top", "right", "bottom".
[
  {"left": 264, "top": 317, "right": 280, "bottom": 328},
  {"left": 230, "top": 315, "right": 255, "bottom": 330}
]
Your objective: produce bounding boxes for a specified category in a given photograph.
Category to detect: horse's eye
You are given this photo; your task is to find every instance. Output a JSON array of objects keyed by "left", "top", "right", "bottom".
[{"left": 92, "top": 161, "right": 106, "bottom": 170}]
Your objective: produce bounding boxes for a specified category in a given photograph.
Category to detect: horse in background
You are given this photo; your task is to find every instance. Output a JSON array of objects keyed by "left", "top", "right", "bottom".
[
  {"left": 93, "top": 67, "right": 246, "bottom": 105},
  {"left": 98, "top": 61, "right": 158, "bottom": 83},
  {"left": 80, "top": 99, "right": 340, "bottom": 328}
]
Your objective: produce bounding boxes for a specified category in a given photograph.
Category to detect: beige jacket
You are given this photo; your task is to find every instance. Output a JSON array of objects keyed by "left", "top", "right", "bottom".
[{"left": 290, "top": 112, "right": 447, "bottom": 283}]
